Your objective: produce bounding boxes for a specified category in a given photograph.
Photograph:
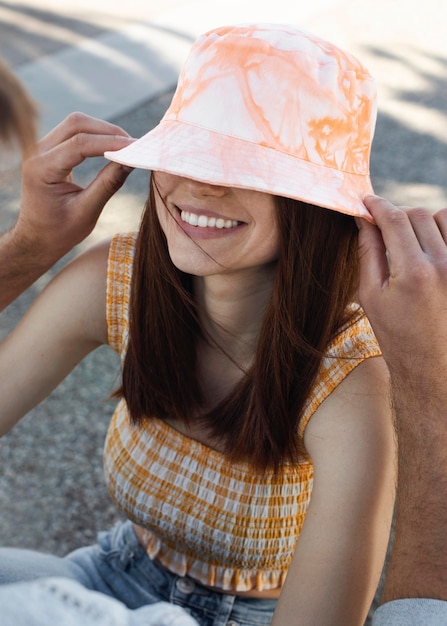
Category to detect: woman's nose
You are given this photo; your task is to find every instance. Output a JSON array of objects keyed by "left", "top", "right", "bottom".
[{"left": 186, "top": 178, "right": 228, "bottom": 197}]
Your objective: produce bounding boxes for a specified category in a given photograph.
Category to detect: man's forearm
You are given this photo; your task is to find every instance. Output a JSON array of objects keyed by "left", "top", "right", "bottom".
[
  {"left": 382, "top": 375, "right": 447, "bottom": 603},
  {"left": 0, "top": 228, "right": 55, "bottom": 311}
]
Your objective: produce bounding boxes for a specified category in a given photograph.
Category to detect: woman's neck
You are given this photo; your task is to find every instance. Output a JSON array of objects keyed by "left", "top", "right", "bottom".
[{"left": 194, "top": 262, "right": 277, "bottom": 355}]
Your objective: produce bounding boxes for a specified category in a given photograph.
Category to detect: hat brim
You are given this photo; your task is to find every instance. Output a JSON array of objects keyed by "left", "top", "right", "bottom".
[{"left": 105, "top": 119, "right": 374, "bottom": 221}]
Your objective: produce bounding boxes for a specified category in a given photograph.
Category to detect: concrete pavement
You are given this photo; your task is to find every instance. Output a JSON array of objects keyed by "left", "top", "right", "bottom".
[{"left": 0, "top": 0, "right": 446, "bottom": 621}]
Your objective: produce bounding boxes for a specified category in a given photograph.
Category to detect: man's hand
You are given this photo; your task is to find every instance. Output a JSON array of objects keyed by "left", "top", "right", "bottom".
[
  {"left": 0, "top": 112, "right": 134, "bottom": 311},
  {"left": 357, "top": 195, "right": 447, "bottom": 385},
  {"left": 15, "top": 111, "right": 134, "bottom": 264}
]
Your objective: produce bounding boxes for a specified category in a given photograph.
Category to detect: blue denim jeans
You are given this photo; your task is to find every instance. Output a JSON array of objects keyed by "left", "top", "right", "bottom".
[{"left": 0, "top": 520, "right": 277, "bottom": 626}]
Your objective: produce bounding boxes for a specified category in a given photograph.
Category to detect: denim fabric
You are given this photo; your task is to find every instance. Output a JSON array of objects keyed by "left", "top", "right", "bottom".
[
  {"left": 0, "top": 578, "right": 198, "bottom": 626},
  {"left": 372, "top": 598, "right": 447, "bottom": 625},
  {"left": 0, "top": 520, "right": 277, "bottom": 626}
]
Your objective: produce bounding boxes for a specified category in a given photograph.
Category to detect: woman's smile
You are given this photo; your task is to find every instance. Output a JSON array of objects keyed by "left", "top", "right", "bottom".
[
  {"left": 176, "top": 205, "right": 245, "bottom": 240},
  {"left": 154, "top": 173, "right": 279, "bottom": 276}
]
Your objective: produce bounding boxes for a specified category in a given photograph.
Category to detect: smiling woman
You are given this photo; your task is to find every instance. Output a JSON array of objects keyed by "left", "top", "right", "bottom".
[
  {"left": 0, "top": 23, "right": 394, "bottom": 626},
  {"left": 152, "top": 173, "right": 278, "bottom": 275}
]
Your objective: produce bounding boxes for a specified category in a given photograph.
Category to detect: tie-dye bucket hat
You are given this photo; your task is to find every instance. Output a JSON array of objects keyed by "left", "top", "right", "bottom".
[{"left": 105, "top": 24, "right": 377, "bottom": 219}]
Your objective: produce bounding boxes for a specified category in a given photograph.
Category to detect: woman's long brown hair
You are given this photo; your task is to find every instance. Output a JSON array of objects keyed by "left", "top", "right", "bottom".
[{"left": 118, "top": 177, "right": 360, "bottom": 472}]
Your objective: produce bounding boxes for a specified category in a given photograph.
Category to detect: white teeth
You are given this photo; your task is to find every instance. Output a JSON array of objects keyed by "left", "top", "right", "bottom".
[{"left": 181, "top": 210, "right": 239, "bottom": 229}]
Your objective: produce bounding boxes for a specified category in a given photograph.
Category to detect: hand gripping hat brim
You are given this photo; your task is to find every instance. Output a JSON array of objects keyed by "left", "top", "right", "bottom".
[{"left": 105, "top": 24, "right": 377, "bottom": 220}]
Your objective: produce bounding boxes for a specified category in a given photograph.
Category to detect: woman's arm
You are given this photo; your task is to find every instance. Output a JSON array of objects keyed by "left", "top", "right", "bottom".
[
  {"left": 272, "top": 356, "right": 395, "bottom": 626},
  {"left": 0, "top": 239, "right": 111, "bottom": 436}
]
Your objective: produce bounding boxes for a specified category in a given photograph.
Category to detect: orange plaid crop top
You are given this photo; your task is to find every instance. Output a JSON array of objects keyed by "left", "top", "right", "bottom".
[{"left": 104, "top": 232, "right": 382, "bottom": 592}]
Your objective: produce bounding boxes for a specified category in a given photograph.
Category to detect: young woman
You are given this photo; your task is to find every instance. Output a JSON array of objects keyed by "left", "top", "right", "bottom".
[{"left": 0, "top": 24, "right": 394, "bottom": 626}]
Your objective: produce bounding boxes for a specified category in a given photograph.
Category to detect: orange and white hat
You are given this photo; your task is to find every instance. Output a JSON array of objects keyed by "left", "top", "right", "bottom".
[{"left": 105, "top": 24, "right": 377, "bottom": 219}]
